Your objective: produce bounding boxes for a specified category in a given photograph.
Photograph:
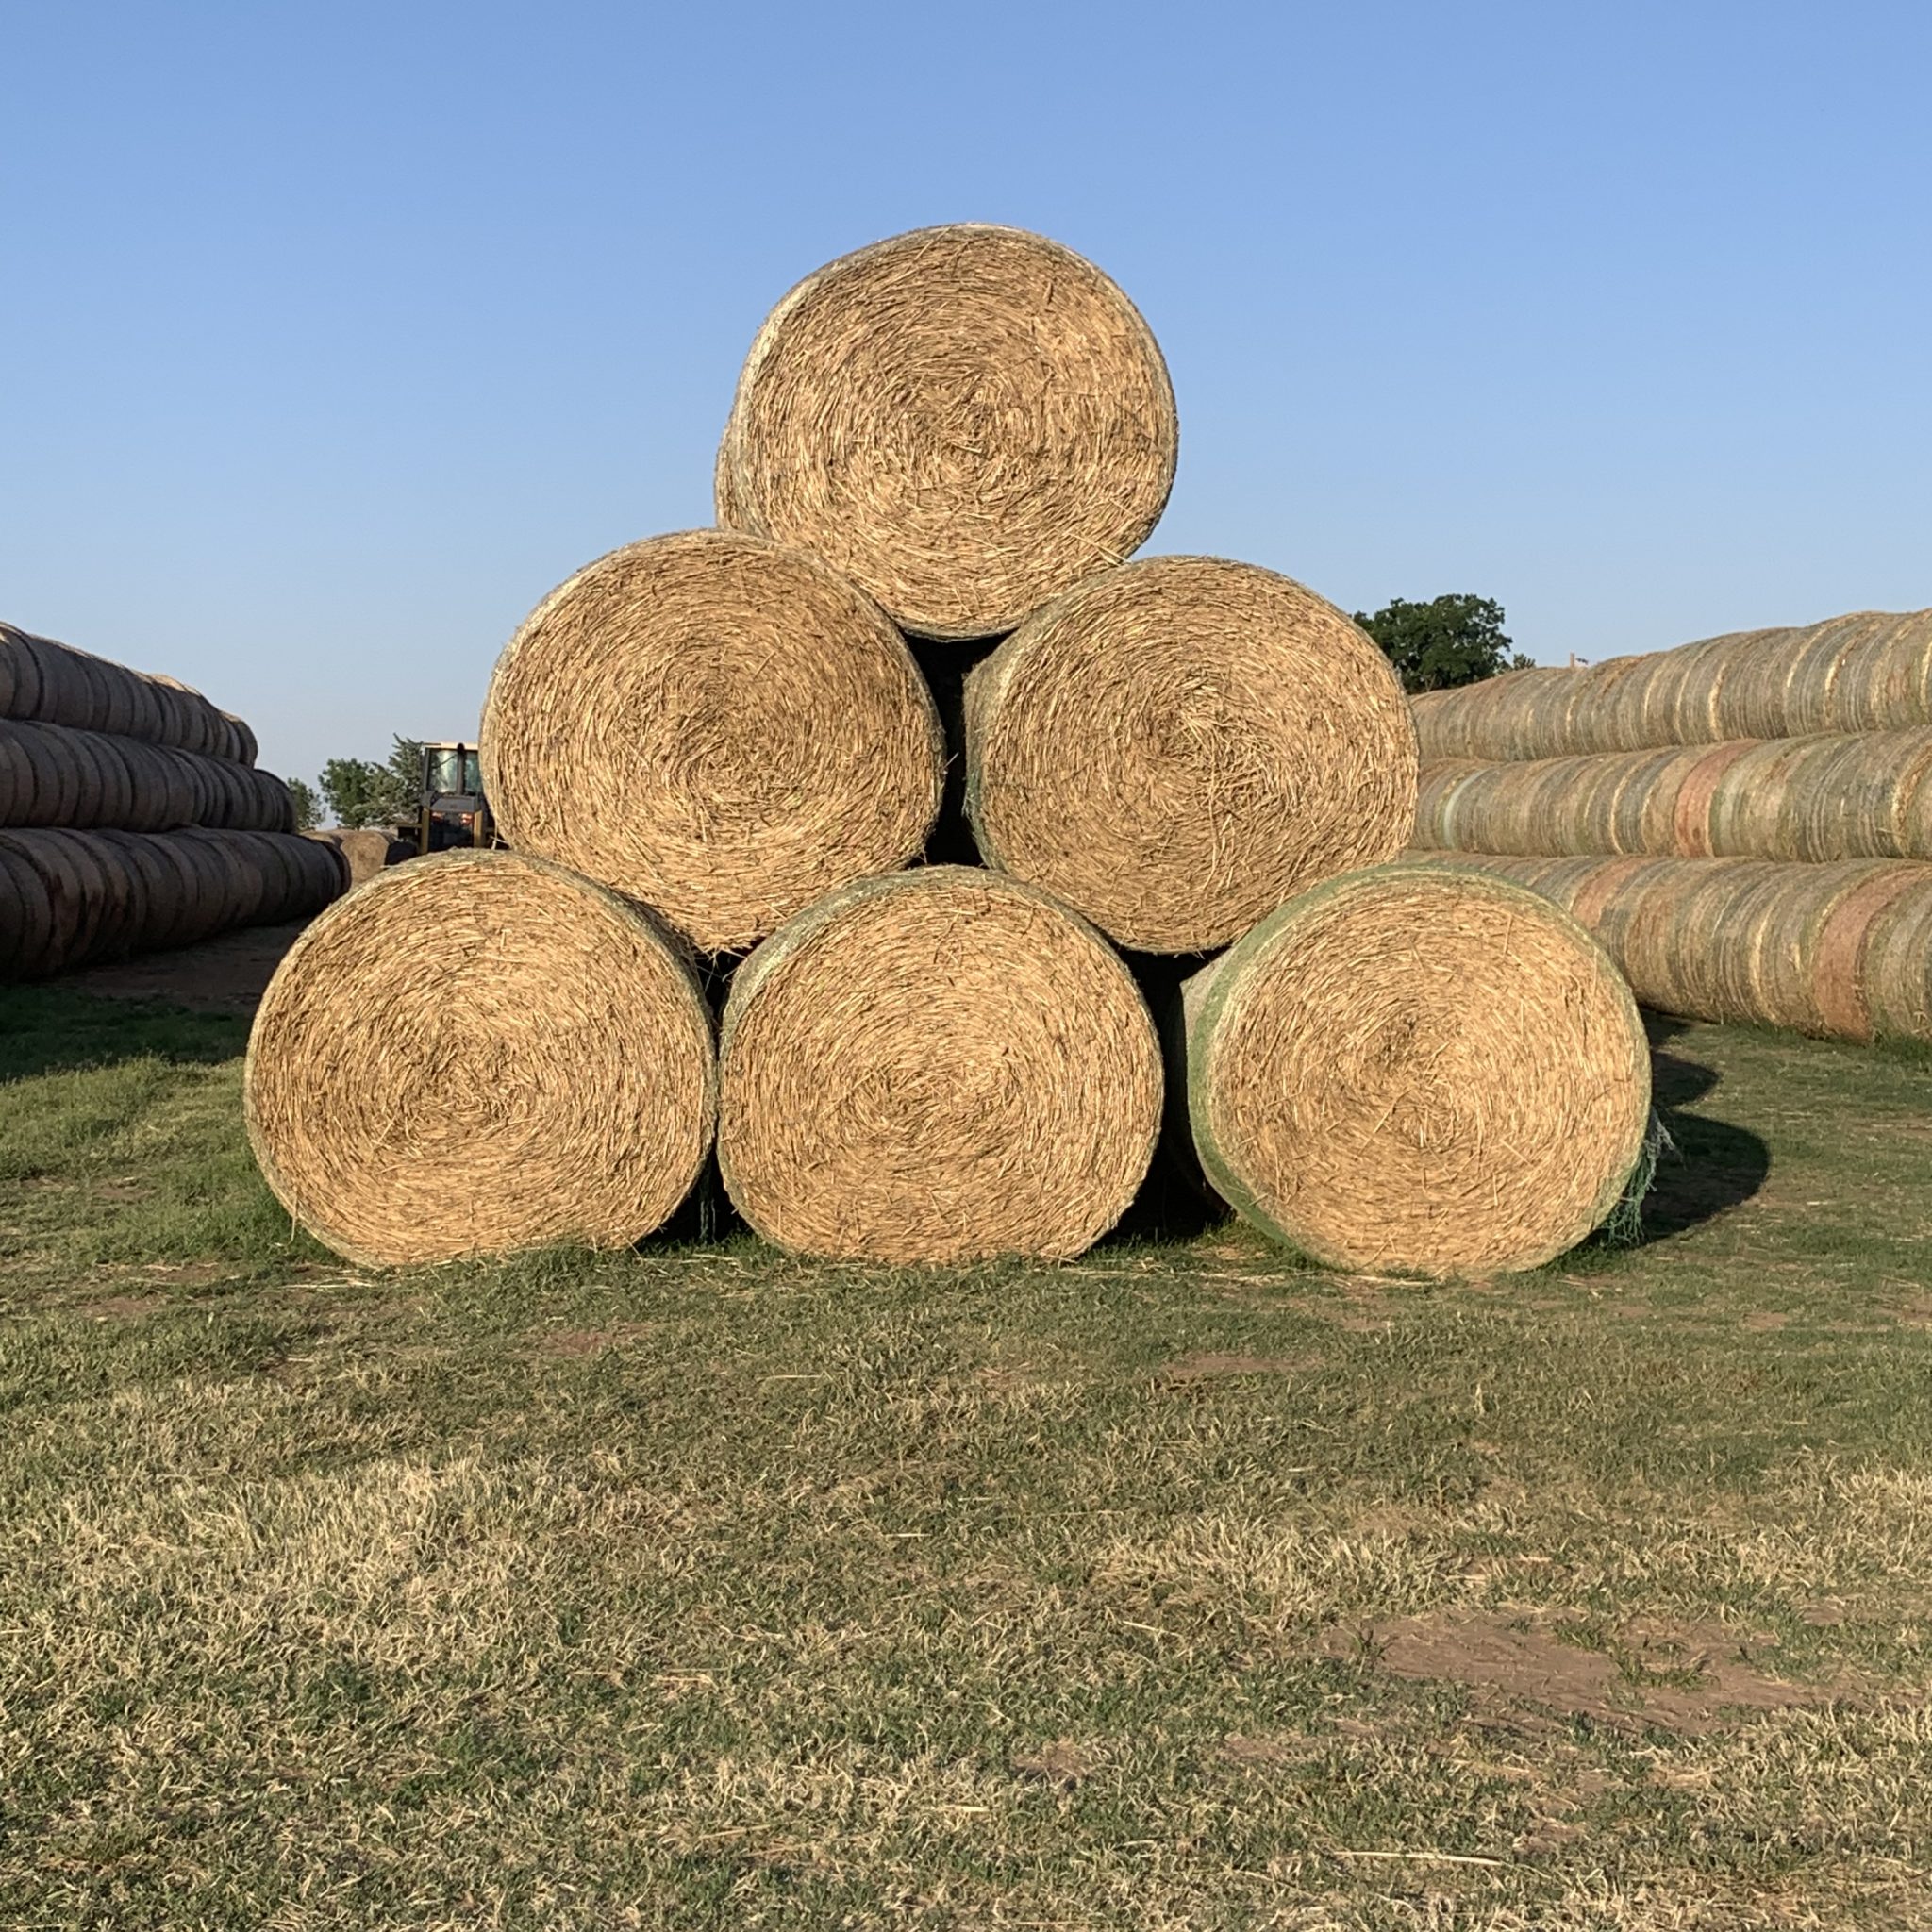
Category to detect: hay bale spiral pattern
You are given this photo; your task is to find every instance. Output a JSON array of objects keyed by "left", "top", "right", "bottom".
[
  {"left": 0, "top": 827, "right": 346, "bottom": 982},
  {"left": 1, "top": 623, "right": 257, "bottom": 763},
  {"left": 245, "top": 851, "right": 716, "bottom": 1269},
  {"left": 716, "top": 224, "right": 1178, "bottom": 640},
  {"left": 1184, "top": 863, "right": 1652, "bottom": 1278},
  {"left": 718, "top": 867, "right": 1162, "bottom": 1263},
  {"left": 964, "top": 557, "right": 1418, "bottom": 953},
  {"left": 481, "top": 530, "right": 943, "bottom": 954}
]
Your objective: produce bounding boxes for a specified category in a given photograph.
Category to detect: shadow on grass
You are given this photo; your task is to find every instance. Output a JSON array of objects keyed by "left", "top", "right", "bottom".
[
  {"left": 0, "top": 987, "right": 247, "bottom": 1085},
  {"left": 1641, "top": 1012, "right": 1771, "bottom": 1239}
]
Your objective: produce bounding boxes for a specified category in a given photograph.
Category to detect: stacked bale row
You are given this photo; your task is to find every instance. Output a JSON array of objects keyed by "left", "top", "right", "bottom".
[
  {"left": 1414, "top": 725, "right": 1932, "bottom": 865},
  {"left": 3, "top": 622, "right": 257, "bottom": 762},
  {"left": 249, "top": 223, "right": 1654, "bottom": 1280},
  {"left": 1, "top": 828, "right": 347, "bottom": 981},
  {"left": 1413, "top": 608, "right": 1932, "bottom": 763},
  {"left": 0, "top": 718, "right": 295, "bottom": 833},
  {"left": 1408, "top": 850, "right": 1932, "bottom": 1044},
  {"left": 0, "top": 625, "right": 336, "bottom": 978}
]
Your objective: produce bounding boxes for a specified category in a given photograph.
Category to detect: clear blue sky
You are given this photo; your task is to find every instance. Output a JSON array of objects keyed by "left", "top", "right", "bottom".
[{"left": 5, "top": 1, "right": 1928, "bottom": 787}]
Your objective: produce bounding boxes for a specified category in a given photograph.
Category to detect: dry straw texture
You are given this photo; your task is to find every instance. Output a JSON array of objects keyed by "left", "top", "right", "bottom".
[
  {"left": 718, "top": 866, "right": 1161, "bottom": 1263},
  {"left": 0, "top": 622, "right": 257, "bottom": 763},
  {"left": 0, "top": 718, "right": 293, "bottom": 833},
  {"left": 964, "top": 558, "right": 1418, "bottom": 953},
  {"left": 1406, "top": 850, "right": 1932, "bottom": 1043},
  {"left": 715, "top": 224, "right": 1178, "bottom": 640},
  {"left": 1412, "top": 725, "right": 1932, "bottom": 865},
  {"left": 1184, "top": 863, "right": 1651, "bottom": 1278},
  {"left": 1411, "top": 608, "right": 1932, "bottom": 762},
  {"left": 480, "top": 530, "right": 943, "bottom": 954},
  {"left": 245, "top": 850, "right": 716, "bottom": 1269},
  {"left": 0, "top": 827, "right": 345, "bottom": 982}
]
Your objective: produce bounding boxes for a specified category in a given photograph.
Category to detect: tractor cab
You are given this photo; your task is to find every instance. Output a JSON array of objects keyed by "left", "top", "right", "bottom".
[{"left": 413, "top": 741, "right": 494, "bottom": 853}]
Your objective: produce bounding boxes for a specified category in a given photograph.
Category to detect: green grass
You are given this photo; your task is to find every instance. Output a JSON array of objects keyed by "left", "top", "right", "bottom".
[{"left": 2, "top": 989, "right": 1930, "bottom": 1928}]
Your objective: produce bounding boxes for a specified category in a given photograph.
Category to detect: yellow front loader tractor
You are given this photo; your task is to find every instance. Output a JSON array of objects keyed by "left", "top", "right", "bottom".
[{"left": 409, "top": 742, "right": 495, "bottom": 853}]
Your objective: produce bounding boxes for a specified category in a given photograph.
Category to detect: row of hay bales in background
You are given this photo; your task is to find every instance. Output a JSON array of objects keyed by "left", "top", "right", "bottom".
[
  {"left": 0, "top": 623, "right": 345, "bottom": 976},
  {"left": 246, "top": 223, "right": 1657, "bottom": 1286},
  {"left": 1407, "top": 608, "right": 1932, "bottom": 1044}
]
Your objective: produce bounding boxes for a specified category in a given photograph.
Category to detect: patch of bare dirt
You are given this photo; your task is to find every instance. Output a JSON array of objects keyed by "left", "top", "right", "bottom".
[
  {"left": 1011, "top": 1740, "right": 1093, "bottom": 1787},
  {"left": 53, "top": 921, "right": 314, "bottom": 1016},
  {"left": 1322, "top": 1610, "right": 1849, "bottom": 1733},
  {"left": 77, "top": 1294, "right": 164, "bottom": 1323},
  {"left": 1740, "top": 1310, "right": 1790, "bottom": 1332},
  {"left": 525, "top": 1322, "right": 659, "bottom": 1358},
  {"left": 1158, "top": 1352, "right": 1313, "bottom": 1383}
]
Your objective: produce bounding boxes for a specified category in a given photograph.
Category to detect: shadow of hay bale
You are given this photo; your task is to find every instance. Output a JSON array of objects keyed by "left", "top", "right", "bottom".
[{"left": 1640, "top": 1013, "right": 1772, "bottom": 1238}]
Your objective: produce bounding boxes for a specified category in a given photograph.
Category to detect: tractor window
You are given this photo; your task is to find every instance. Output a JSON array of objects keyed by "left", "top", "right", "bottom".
[
  {"left": 428, "top": 749, "right": 465, "bottom": 795},
  {"left": 463, "top": 750, "right": 483, "bottom": 794}
]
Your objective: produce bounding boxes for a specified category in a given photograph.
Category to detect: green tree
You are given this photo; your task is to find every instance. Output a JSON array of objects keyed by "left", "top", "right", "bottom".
[
  {"left": 285, "top": 776, "right": 323, "bottom": 832},
  {"left": 1352, "top": 594, "right": 1534, "bottom": 694},
  {"left": 318, "top": 737, "right": 423, "bottom": 830}
]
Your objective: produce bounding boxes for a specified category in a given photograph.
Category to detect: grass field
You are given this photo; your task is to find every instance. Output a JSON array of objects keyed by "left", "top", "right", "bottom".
[{"left": 2, "top": 986, "right": 1930, "bottom": 1929}]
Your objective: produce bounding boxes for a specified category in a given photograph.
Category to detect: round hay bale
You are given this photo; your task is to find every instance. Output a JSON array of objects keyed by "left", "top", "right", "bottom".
[
  {"left": 0, "top": 837, "right": 52, "bottom": 978},
  {"left": 1183, "top": 863, "right": 1650, "bottom": 1278},
  {"left": 718, "top": 866, "right": 1161, "bottom": 1263},
  {"left": 963, "top": 557, "right": 1416, "bottom": 953},
  {"left": 1809, "top": 864, "right": 1932, "bottom": 1041},
  {"left": 245, "top": 849, "right": 716, "bottom": 1269},
  {"left": 481, "top": 528, "right": 943, "bottom": 954},
  {"left": 0, "top": 725, "right": 29, "bottom": 824},
  {"left": 718, "top": 223, "right": 1177, "bottom": 640},
  {"left": 1670, "top": 740, "right": 1757, "bottom": 856},
  {"left": 1862, "top": 879, "right": 1932, "bottom": 1041}
]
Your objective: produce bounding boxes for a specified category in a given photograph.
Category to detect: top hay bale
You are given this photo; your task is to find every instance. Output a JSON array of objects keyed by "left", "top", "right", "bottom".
[
  {"left": 480, "top": 529, "right": 944, "bottom": 954},
  {"left": 964, "top": 557, "right": 1417, "bottom": 953},
  {"left": 1183, "top": 863, "right": 1652, "bottom": 1277},
  {"left": 715, "top": 224, "right": 1178, "bottom": 641}
]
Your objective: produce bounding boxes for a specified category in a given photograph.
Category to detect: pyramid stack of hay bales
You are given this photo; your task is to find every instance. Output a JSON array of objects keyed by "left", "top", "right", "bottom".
[
  {"left": 1407, "top": 609, "right": 1932, "bottom": 1042},
  {"left": 0, "top": 625, "right": 341, "bottom": 979},
  {"left": 246, "top": 852, "right": 714, "bottom": 1268},
  {"left": 251, "top": 221, "right": 1656, "bottom": 1278}
]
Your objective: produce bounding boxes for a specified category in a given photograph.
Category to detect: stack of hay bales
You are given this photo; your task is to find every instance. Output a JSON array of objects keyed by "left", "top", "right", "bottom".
[
  {"left": 248, "top": 223, "right": 1653, "bottom": 1278},
  {"left": 0, "top": 624, "right": 345, "bottom": 979},
  {"left": 1407, "top": 612, "right": 1932, "bottom": 1042}
]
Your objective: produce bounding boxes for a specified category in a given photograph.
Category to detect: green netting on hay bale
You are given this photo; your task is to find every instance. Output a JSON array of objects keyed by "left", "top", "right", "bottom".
[
  {"left": 1182, "top": 862, "right": 1650, "bottom": 1279},
  {"left": 718, "top": 866, "right": 1161, "bottom": 1263}
]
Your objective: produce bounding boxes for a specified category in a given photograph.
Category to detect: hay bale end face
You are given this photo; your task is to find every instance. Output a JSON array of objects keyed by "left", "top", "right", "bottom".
[
  {"left": 718, "top": 866, "right": 1162, "bottom": 1263},
  {"left": 965, "top": 557, "right": 1417, "bottom": 953},
  {"left": 480, "top": 529, "right": 943, "bottom": 954},
  {"left": 245, "top": 850, "right": 716, "bottom": 1268},
  {"left": 1185, "top": 864, "right": 1651, "bottom": 1277},
  {"left": 717, "top": 224, "right": 1178, "bottom": 640}
]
